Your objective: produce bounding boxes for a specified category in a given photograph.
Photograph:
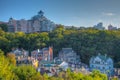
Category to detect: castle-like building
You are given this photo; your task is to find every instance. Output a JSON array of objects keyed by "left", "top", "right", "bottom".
[
  {"left": 90, "top": 54, "right": 114, "bottom": 76},
  {"left": 7, "top": 10, "right": 56, "bottom": 33}
]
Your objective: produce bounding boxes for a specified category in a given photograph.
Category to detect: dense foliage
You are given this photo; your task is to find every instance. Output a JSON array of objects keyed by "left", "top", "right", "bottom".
[
  {"left": 0, "top": 24, "right": 8, "bottom": 32},
  {"left": 0, "top": 26, "right": 120, "bottom": 67}
]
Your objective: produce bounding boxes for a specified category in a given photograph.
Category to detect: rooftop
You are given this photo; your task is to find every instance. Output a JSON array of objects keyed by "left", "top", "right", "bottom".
[{"left": 91, "top": 53, "right": 111, "bottom": 62}]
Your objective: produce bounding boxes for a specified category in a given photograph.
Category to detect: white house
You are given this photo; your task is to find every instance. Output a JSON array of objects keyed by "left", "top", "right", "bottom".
[
  {"left": 89, "top": 54, "right": 114, "bottom": 76},
  {"left": 59, "top": 61, "right": 69, "bottom": 71}
]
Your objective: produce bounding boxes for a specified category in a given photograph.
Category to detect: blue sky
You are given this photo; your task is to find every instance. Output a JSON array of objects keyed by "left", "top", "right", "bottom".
[{"left": 0, "top": 0, "right": 120, "bottom": 28}]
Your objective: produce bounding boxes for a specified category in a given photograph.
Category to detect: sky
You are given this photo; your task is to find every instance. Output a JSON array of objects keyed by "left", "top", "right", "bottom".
[{"left": 0, "top": 0, "right": 120, "bottom": 28}]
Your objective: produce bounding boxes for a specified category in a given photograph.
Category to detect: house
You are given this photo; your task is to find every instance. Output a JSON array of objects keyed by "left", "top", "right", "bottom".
[
  {"left": 114, "top": 68, "right": 120, "bottom": 77},
  {"left": 89, "top": 54, "right": 114, "bottom": 76},
  {"left": 93, "top": 22, "right": 105, "bottom": 30},
  {"left": 58, "top": 48, "right": 80, "bottom": 63},
  {"left": 31, "top": 47, "right": 53, "bottom": 61},
  {"left": 58, "top": 61, "right": 69, "bottom": 71},
  {"left": 32, "top": 59, "right": 39, "bottom": 68},
  {"left": 108, "top": 24, "right": 117, "bottom": 30},
  {"left": 31, "top": 49, "right": 43, "bottom": 61},
  {"left": 10, "top": 48, "right": 29, "bottom": 58},
  {"left": 10, "top": 48, "right": 29, "bottom": 64}
]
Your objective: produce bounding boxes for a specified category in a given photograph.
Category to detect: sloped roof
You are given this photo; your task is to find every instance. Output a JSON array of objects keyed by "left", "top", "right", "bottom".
[
  {"left": 90, "top": 54, "right": 110, "bottom": 62},
  {"left": 59, "top": 61, "right": 68, "bottom": 67},
  {"left": 42, "top": 48, "right": 49, "bottom": 51},
  {"left": 98, "top": 55, "right": 109, "bottom": 61},
  {"left": 59, "top": 48, "right": 74, "bottom": 54}
]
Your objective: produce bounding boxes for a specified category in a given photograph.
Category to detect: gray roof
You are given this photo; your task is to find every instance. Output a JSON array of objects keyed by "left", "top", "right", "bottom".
[
  {"left": 90, "top": 54, "right": 111, "bottom": 62},
  {"left": 60, "top": 48, "right": 74, "bottom": 54},
  {"left": 42, "top": 48, "right": 49, "bottom": 51}
]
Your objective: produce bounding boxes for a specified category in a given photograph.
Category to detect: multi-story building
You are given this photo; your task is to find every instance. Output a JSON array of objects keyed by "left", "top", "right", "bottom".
[
  {"left": 108, "top": 24, "right": 117, "bottom": 30},
  {"left": 58, "top": 48, "right": 80, "bottom": 63},
  {"left": 9, "top": 48, "right": 29, "bottom": 64},
  {"left": 10, "top": 48, "right": 29, "bottom": 58},
  {"left": 31, "top": 47, "right": 53, "bottom": 61},
  {"left": 7, "top": 10, "right": 56, "bottom": 33},
  {"left": 90, "top": 54, "right": 114, "bottom": 76},
  {"left": 93, "top": 22, "right": 105, "bottom": 30}
]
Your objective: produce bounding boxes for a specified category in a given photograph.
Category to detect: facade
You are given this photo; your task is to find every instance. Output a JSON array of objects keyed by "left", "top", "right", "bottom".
[
  {"left": 108, "top": 24, "right": 117, "bottom": 30},
  {"left": 93, "top": 22, "right": 105, "bottom": 30},
  {"left": 58, "top": 48, "right": 80, "bottom": 63},
  {"left": 10, "top": 48, "right": 29, "bottom": 58},
  {"left": 90, "top": 54, "right": 114, "bottom": 76},
  {"left": 0, "top": 21, "right": 7, "bottom": 24},
  {"left": 9, "top": 48, "right": 30, "bottom": 64},
  {"left": 31, "top": 47, "right": 53, "bottom": 61},
  {"left": 7, "top": 10, "right": 56, "bottom": 33},
  {"left": 8, "top": 18, "right": 28, "bottom": 32}
]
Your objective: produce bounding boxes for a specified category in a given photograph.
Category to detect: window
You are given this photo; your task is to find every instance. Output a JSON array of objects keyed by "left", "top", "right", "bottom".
[
  {"left": 109, "top": 67, "right": 111, "bottom": 69},
  {"left": 103, "top": 62, "right": 104, "bottom": 64},
  {"left": 92, "top": 65, "right": 94, "bottom": 68},
  {"left": 70, "top": 59, "right": 73, "bottom": 61},
  {"left": 103, "top": 67, "right": 105, "bottom": 69}
]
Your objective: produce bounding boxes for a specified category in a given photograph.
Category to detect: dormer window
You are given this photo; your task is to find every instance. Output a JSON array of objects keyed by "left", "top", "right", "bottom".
[{"left": 103, "top": 62, "right": 104, "bottom": 64}]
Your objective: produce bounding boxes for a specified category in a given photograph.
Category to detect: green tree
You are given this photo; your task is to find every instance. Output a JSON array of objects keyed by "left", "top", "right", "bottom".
[
  {"left": 0, "top": 24, "right": 8, "bottom": 32},
  {"left": 0, "top": 50, "right": 18, "bottom": 80},
  {"left": 13, "top": 65, "right": 40, "bottom": 80},
  {"left": 90, "top": 70, "right": 107, "bottom": 80},
  {"left": 7, "top": 53, "right": 16, "bottom": 66}
]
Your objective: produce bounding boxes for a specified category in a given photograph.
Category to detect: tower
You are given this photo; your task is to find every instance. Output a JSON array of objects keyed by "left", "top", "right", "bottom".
[
  {"left": 49, "top": 47, "right": 53, "bottom": 61},
  {"left": 38, "top": 10, "right": 44, "bottom": 17}
]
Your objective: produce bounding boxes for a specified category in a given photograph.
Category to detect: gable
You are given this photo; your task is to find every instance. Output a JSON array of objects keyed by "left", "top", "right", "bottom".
[{"left": 94, "top": 56, "right": 101, "bottom": 62}]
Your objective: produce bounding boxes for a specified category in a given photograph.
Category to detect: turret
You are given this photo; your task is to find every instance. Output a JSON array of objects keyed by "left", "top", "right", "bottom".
[
  {"left": 8, "top": 17, "right": 14, "bottom": 24},
  {"left": 38, "top": 10, "right": 44, "bottom": 17}
]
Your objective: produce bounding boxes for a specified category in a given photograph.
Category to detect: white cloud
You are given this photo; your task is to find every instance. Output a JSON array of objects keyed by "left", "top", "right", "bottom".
[
  {"left": 102, "top": 12, "right": 115, "bottom": 16},
  {"left": 97, "top": 19, "right": 103, "bottom": 22}
]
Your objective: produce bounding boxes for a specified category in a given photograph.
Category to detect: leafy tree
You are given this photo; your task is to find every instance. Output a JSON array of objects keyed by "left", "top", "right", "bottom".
[
  {"left": 90, "top": 70, "right": 107, "bottom": 80},
  {"left": 111, "top": 77, "right": 118, "bottom": 80},
  {"left": 0, "top": 27, "right": 120, "bottom": 67},
  {"left": 13, "top": 65, "right": 41, "bottom": 80},
  {"left": 0, "top": 24, "right": 8, "bottom": 32},
  {"left": 7, "top": 53, "right": 16, "bottom": 66},
  {"left": 0, "top": 50, "right": 18, "bottom": 80}
]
